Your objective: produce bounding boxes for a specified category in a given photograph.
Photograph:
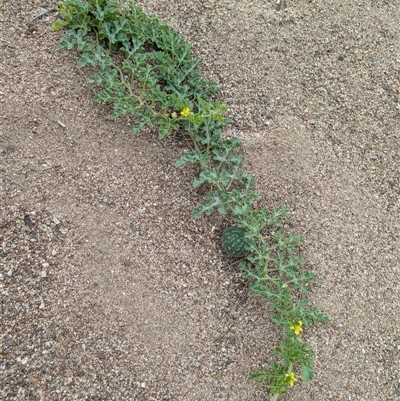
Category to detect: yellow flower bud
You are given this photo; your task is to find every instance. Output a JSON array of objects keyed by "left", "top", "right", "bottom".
[
  {"left": 290, "top": 320, "right": 303, "bottom": 335},
  {"left": 285, "top": 372, "right": 297, "bottom": 387},
  {"left": 180, "top": 107, "right": 190, "bottom": 117}
]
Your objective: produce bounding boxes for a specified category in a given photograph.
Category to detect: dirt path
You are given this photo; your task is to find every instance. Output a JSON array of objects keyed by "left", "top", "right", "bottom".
[{"left": 1, "top": 1, "right": 399, "bottom": 400}]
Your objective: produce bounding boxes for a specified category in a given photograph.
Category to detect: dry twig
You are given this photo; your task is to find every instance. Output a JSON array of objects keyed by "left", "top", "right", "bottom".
[{"left": 28, "top": 8, "right": 56, "bottom": 25}]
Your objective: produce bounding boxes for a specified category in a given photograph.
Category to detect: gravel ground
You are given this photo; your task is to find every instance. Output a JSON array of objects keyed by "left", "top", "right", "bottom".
[{"left": 1, "top": 1, "right": 399, "bottom": 400}]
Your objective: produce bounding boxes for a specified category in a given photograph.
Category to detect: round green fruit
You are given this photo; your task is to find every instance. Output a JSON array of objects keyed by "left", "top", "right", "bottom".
[{"left": 221, "top": 226, "right": 250, "bottom": 257}]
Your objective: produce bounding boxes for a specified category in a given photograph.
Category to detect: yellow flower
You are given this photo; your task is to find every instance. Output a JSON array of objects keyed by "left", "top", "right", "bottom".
[
  {"left": 290, "top": 320, "right": 303, "bottom": 335},
  {"left": 285, "top": 372, "right": 297, "bottom": 387},
  {"left": 180, "top": 107, "right": 190, "bottom": 117}
]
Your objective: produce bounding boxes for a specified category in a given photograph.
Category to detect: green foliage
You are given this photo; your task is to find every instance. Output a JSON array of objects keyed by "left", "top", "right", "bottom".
[
  {"left": 53, "top": 1, "right": 328, "bottom": 400},
  {"left": 52, "top": 0, "right": 225, "bottom": 137}
]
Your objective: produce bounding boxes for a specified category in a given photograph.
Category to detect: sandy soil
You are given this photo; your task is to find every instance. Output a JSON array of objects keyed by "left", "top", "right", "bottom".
[{"left": 1, "top": 1, "right": 399, "bottom": 400}]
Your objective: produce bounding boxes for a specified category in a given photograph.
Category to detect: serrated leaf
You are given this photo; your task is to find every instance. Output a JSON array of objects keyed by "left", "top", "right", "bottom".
[
  {"left": 131, "top": 117, "right": 149, "bottom": 135},
  {"left": 77, "top": 52, "right": 96, "bottom": 68},
  {"left": 301, "top": 365, "right": 313, "bottom": 381},
  {"left": 51, "top": 19, "right": 70, "bottom": 31},
  {"left": 191, "top": 191, "right": 223, "bottom": 217},
  {"left": 157, "top": 117, "right": 178, "bottom": 139},
  {"left": 192, "top": 168, "right": 219, "bottom": 188},
  {"left": 175, "top": 151, "right": 210, "bottom": 168}
]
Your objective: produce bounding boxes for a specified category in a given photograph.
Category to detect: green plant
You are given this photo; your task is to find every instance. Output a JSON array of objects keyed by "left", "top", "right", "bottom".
[
  {"left": 221, "top": 226, "right": 250, "bottom": 257},
  {"left": 52, "top": 1, "right": 328, "bottom": 399},
  {"left": 52, "top": 0, "right": 227, "bottom": 137}
]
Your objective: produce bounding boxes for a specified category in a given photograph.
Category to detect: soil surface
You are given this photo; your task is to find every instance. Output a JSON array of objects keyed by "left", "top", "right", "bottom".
[{"left": 1, "top": 1, "right": 399, "bottom": 400}]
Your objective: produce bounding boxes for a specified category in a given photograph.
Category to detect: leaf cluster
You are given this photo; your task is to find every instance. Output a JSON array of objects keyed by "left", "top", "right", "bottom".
[{"left": 52, "top": 0, "right": 225, "bottom": 136}]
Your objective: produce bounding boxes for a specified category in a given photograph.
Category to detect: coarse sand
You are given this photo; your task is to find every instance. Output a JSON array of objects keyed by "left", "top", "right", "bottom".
[{"left": 1, "top": 1, "right": 399, "bottom": 400}]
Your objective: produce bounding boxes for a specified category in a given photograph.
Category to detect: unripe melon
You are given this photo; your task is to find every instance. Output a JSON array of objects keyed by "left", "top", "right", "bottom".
[{"left": 221, "top": 226, "right": 249, "bottom": 257}]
